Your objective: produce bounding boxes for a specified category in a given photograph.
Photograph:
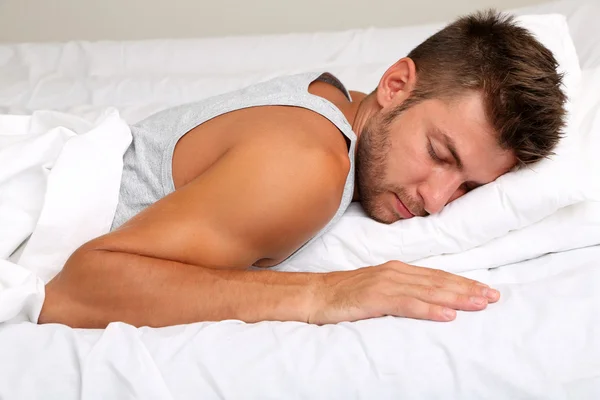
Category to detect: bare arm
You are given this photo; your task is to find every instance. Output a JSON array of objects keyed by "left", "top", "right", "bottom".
[
  {"left": 40, "top": 249, "right": 321, "bottom": 328},
  {"left": 39, "top": 135, "right": 499, "bottom": 328},
  {"left": 40, "top": 139, "right": 347, "bottom": 328},
  {"left": 41, "top": 247, "right": 498, "bottom": 329}
]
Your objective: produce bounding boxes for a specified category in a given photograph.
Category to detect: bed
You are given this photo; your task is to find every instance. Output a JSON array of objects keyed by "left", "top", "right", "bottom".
[{"left": 1, "top": 0, "right": 599, "bottom": 398}]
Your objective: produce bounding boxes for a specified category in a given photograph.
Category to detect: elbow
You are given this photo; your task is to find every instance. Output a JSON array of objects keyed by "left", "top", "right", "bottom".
[
  {"left": 38, "top": 247, "right": 111, "bottom": 329},
  {"left": 38, "top": 282, "right": 104, "bottom": 329}
]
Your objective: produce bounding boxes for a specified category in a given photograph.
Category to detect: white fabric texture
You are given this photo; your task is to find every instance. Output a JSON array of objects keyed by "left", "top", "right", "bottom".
[
  {"left": 0, "top": 109, "right": 132, "bottom": 323},
  {"left": 513, "top": 0, "right": 600, "bottom": 69},
  {"left": 279, "top": 199, "right": 600, "bottom": 274},
  {"left": 0, "top": 246, "right": 599, "bottom": 399},
  {"left": 0, "top": 2, "right": 599, "bottom": 398},
  {"left": 0, "top": 124, "right": 73, "bottom": 259}
]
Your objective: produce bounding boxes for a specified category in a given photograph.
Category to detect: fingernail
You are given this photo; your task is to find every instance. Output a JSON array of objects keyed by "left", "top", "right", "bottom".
[
  {"left": 443, "top": 308, "right": 456, "bottom": 320},
  {"left": 470, "top": 296, "right": 486, "bottom": 306},
  {"left": 487, "top": 289, "right": 500, "bottom": 300},
  {"left": 480, "top": 287, "right": 489, "bottom": 297}
]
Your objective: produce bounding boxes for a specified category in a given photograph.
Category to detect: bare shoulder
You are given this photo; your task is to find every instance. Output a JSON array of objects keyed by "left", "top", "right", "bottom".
[
  {"left": 244, "top": 103, "right": 349, "bottom": 153},
  {"left": 238, "top": 110, "right": 352, "bottom": 250},
  {"left": 239, "top": 129, "right": 349, "bottom": 263},
  {"left": 234, "top": 104, "right": 352, "bottom": 199}
]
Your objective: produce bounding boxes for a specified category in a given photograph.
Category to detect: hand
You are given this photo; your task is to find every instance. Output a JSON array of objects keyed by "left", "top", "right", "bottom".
[{"left": 309, "top": 261, "right": 500, "bottom": 325}]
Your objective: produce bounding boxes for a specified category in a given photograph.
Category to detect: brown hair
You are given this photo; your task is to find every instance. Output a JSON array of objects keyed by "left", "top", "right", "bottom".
[{"left": 388, "top": 9, "right": 567, "bottom": 166}]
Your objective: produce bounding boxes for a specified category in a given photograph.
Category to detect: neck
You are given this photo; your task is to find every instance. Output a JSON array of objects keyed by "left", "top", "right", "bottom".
[
  {"left": 340, "top": 92, "right": 381, "bottom": 202},
  {"left": 337, "top": 91, "right": 381, "bottom": 140},
  {"left": 351, "top": 93, "right": 380, "bottom": 141}
]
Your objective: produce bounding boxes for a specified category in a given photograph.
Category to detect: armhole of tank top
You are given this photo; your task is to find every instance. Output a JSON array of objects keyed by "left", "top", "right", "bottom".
[
  {"left": 309, "top": 72, "right": 353, "bottom": 102},
  {"left": 304, "top": 72, "right": 354, "bottom": 151}
]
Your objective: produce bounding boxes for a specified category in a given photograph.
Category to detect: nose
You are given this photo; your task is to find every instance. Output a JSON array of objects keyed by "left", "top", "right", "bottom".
[{"left": 418, "top": 171, "right": 464, "bottom": 215}]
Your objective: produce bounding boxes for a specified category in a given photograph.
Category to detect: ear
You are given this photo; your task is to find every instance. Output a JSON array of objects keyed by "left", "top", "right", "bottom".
[{"left": 375, "top": 57, "right": 417, "bottom": 109}]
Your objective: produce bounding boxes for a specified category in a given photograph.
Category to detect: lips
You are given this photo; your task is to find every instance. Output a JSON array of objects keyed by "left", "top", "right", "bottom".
[{"left": 394, "top": 193, "right": 415, "bottom": 219}]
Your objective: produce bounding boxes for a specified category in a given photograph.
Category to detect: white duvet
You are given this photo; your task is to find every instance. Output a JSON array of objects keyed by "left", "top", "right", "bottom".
[{"left": 1, "top": 1, "right": 600, "bottom": 398}]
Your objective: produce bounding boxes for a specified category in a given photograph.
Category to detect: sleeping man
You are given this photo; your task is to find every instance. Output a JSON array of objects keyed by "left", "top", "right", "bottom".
[{"left": 39, "top": 10, "right": 566, "bottom": 328}]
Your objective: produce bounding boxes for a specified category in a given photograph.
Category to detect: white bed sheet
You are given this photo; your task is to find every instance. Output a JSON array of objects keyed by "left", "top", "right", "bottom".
[
  {"left": 1, "top": 245, "right": 599, "bottom": 399},
  {"left": 0, "top": 0, "right": 599, "bottom": 398}
]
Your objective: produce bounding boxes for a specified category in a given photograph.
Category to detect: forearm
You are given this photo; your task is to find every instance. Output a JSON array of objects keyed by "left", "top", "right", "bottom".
[{"left": 39, "top": 249, "right": 320, "bottom": 328}]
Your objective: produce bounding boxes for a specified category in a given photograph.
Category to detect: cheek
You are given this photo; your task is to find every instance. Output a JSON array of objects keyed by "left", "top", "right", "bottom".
[{"left": 388, "top": 135, "right": 430, "bottom": 184}]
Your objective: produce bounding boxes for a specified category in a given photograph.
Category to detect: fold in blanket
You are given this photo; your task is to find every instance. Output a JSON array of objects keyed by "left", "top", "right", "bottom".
[{"left": 0, "top": 109, "right": 131, "bottom": 323}]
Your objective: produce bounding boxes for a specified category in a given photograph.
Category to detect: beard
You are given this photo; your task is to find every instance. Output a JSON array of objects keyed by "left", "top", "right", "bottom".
[{"left": 355, "top": 103, "right": 425, "bottom": 224}]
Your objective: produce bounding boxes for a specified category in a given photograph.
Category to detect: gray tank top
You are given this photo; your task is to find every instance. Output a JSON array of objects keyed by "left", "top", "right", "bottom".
[{"left": 111, "top": 71, "right": 356, "bottom": 264}]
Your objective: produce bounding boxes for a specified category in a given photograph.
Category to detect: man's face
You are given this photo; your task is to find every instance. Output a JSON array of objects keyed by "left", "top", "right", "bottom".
[{"left": 356, "top": 91, "right": 516, "bottom": 224}]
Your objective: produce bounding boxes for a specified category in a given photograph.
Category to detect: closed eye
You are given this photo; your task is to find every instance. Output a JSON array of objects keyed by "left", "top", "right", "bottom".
[{"left": 427, "top": 139, "right": 444, "bottom": 164}]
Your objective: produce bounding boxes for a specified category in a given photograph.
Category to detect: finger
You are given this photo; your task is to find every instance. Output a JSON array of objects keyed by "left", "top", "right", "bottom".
[
  {"left": 403, "top": 284, "right": 490, "bottom": 311},
  {"left": 387, "top": 295, "right": 457, "bottom": 322},
  {"left": 394, "top": 273, "right": 500, "bottom": 303},
  {"left": 385, "top": 261, "right": 500, "bottom": 303},
  {"left": 387, "top": 261, "right": 483, "bottom": 285}
]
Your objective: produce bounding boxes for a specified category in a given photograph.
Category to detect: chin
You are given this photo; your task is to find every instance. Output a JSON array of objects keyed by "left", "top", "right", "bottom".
[
  {"left": 360, "top": 197, "right": 399, "bottom": 224},
  {"left": 371, "top": 212, "right": 399, "bottom": 225}
]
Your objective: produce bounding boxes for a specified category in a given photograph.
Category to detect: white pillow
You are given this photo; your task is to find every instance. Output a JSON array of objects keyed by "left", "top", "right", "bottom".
[
  {"left": 278, "top": 13, "right": 593, "bottom": 270},
  {"left": 512, "top": 0, "right": 600, "bottom": 69}
]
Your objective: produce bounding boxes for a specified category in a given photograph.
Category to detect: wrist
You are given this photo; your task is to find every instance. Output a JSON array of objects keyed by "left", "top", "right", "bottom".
[{"left": 305, "top": 272, "right": 327, "bottom": 325}]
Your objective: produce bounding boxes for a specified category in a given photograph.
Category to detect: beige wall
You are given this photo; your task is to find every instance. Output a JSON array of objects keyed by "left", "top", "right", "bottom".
[{"left": 0, "top": 0, "right": 549, "bottom": 43}]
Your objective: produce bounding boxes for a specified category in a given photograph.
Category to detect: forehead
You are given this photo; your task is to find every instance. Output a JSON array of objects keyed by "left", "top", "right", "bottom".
[{"left": 413, "top": 92, "right": 516, "bottom": 181}]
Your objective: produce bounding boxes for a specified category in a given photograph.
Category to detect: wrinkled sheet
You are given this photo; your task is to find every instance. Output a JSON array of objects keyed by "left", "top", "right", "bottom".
[
  {"left": 1, "top": 246, "right": 599, "bottom": 399},
  {"left": 0, "top": 109, "right": 131, "bottom": 323},
  {"left": 0, "top": 0, "right": 599, "bottom": 398}
]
